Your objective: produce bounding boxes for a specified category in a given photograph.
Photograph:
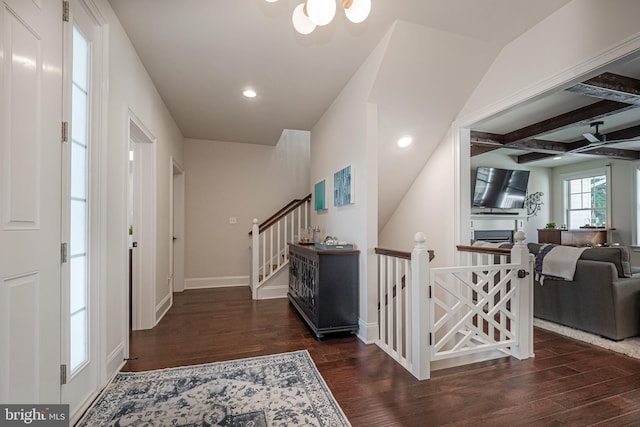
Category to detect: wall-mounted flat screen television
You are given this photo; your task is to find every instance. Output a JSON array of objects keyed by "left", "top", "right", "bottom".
[{"left": 472, "top": 167, "right": 530, "bottom": 209}]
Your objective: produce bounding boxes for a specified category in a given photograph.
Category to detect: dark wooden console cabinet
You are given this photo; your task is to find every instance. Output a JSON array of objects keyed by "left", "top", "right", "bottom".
[
  {"left": 537, "top": 228, "right": 609, "bottom": 247},
  {"left": 288, "top": 243, "right": 359, "bottom": 338}
]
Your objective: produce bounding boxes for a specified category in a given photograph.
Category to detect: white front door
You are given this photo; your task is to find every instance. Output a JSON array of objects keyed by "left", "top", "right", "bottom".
[
  {"left": 60, "top": 0, "right": 103, "bottom": 419},
  {"left": 0, "top": 0, "right": 63, "bottom": 403}
]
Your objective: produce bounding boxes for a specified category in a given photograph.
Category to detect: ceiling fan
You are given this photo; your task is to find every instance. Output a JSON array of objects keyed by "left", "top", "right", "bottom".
[
  {"left": 569, "top": 120, "right": 612, "bottom": 153},
  {"left": 582, "top": 121, "right": 605, "bottom": 144},
  {"left": 570, "top": 120, "right": 640, "bottom": 154}
]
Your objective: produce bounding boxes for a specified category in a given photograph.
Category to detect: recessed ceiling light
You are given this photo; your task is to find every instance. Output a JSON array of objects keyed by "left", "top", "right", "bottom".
[
  {"left": 243, "top": 89, "right": 257, "bottom": 98},
  {"left": 553, "top": 156, "right": 562, "bottom": 160},
  {"left": 397, "top": 136, "right": 413, "bottom": 148}
]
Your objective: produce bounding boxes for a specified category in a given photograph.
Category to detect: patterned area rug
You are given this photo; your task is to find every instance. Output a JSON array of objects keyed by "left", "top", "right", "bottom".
[
  {"left": 77, "top": 350, "right": 350, "bottom": 426},
  {"left": 534, "top": 318, "right": 640, "bottom": 359}
]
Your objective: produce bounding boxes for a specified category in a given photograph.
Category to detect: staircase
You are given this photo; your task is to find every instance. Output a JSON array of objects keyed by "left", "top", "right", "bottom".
[
  {"left": 375, "top": 232, "right": 534, "bottom": 380},
  {"left": 249, "top": 194, "right": 311, "bottom": 300}
]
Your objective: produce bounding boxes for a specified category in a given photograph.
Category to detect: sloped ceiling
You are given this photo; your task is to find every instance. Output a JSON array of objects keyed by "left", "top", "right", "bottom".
[{"left": 371, "top": 22, "right": 501, "bottom": 229}]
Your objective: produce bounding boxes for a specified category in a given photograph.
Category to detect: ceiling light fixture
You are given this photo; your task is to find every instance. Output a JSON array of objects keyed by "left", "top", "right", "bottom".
[
  {"left": 243, "top": 89, "right": 257, "bottom": 98},
  {"left": 306, "top": 0, "right": 336, "bottom": 26},
  {"left": 397, "top": 136, "right": 413, "bottom": 148},
  {"left": 282, "top": 0, "right": 371, "bottom": 35},
  {"left": 292, "top": 3, "right": 316, "bottom": 35},
  {"left": 343, "top": 0, "right": 371, "bottom": 23}
]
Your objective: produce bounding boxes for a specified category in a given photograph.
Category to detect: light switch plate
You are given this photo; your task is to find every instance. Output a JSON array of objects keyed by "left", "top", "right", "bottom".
[{"left": 229, "top": 217, "right": 237, "bottom": 225}]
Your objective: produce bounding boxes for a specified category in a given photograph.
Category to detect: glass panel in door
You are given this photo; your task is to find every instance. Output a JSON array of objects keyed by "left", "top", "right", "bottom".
[{"left": 69, "top": 24, "right": 89, "bottom": 373}]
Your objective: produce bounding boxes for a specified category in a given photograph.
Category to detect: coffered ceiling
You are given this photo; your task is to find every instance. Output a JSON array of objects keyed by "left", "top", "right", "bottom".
[{"left": 470, "top": 55, "right": 640, "bottom": 167}]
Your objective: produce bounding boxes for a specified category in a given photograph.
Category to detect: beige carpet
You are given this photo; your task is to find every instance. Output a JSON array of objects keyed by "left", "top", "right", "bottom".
[{"left": 534, "top": 318, "right": 640, "bottom": 360}]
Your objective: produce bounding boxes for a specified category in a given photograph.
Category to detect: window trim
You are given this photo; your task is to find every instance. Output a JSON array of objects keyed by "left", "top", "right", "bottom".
[{"left": 560, "top": 166, "right": 611, "bottom": 230}]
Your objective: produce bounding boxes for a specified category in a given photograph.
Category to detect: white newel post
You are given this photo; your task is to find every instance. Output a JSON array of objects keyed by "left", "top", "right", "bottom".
[
  {"left": 251, "top": 218, "right": 259, "bottom": 300},
  {"left": 410, "top": 232, "right": 431, "bottom": 380},
  {"left": 510, "top": 230, "right": 534, "bottom": 360}
]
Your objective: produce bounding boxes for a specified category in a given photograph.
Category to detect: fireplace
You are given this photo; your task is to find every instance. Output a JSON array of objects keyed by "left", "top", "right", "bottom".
[{"left": 473, "top": 229, "right": 513, "bottom": 243}]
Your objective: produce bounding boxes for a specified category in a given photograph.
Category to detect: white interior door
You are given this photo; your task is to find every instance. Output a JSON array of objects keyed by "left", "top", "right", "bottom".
[
  {"left": 61, "top": 0, "right": 104, "bottom": 420},
  {"left": 129, "top": 117, "right": 156, "bottom": 331},
  {"left": 0, "top": 0, "right": 63, "bottom": 403},
  {"left": 170, "top": 159, "right": 185, "bottom": 293}
]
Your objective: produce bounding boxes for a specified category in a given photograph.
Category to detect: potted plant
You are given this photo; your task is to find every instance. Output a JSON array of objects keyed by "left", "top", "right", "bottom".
[{"left": 545, "top": 222, "right": 557, "bottom": 229}]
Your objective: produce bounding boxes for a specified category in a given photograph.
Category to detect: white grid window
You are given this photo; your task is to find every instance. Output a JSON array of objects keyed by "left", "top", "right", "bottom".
[{"left": 564, "top": 171, "right": 608, "bottom": 230}]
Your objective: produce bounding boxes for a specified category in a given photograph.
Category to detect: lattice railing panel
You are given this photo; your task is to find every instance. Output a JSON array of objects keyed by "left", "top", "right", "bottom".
[{"left": 430, "top": 264, "right": 519, "bottom": 361}]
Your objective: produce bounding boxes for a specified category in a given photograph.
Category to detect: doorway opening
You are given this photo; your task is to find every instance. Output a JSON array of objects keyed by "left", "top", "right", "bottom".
[
  {"left": 170, "top": 158, "right": 185, "bottom": 296},
  {"left": 128, "top": 113, "right": 156, "bottom": 331}
]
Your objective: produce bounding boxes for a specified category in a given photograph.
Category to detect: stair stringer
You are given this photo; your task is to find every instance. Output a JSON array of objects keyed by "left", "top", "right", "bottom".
[{"left": 255, "top": 261, "right": 289, "bottom": 300}]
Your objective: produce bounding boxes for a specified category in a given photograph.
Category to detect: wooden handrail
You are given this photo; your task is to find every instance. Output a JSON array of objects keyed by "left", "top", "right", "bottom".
[
  {"left": 249, "top": 194, "right": 312, "bottom": 236},
  {"left": 456, "top": 245, "right": 511, "bottom": 256},
  {"left": 375, "top": 247, "right": 435, "bottom": 262}
]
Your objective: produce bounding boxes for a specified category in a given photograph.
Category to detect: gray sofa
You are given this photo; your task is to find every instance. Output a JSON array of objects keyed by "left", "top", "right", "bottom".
[{"left": 529, "top": 243, "right": 640, "bottom": 341}]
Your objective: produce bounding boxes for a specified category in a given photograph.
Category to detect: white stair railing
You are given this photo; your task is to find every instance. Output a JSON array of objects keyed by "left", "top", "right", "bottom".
[
  {"left": 375, "top": 238, "right": 433, "bottom": 378},
  {"left": 375, "top": 231, "right": 534, "bottom": 381},
  {"left": 250, "top": 195, "right": 310, "bottom": 300}
]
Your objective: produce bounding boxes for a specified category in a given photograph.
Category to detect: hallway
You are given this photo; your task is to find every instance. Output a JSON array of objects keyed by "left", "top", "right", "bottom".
[{"left": 124, "top": 288, "right": 640, "bottom": 426}]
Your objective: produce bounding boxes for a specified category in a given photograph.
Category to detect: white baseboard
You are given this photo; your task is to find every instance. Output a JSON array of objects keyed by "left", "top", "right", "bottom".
[
  {"left": 155, "top": 293, "right": 172, "bottom": 326},
  {"left": 430, "top": 349, "right": 509, "bottom": 371},
  {"left": 357, "top": 319, "right": 378, "bottom": 344},
  {"left": 255, "top": 267, "right": 289, "bottom": 300},
  {"left": 257, "top": 284, "right": 288, "bottom": 300},
  {"left": 81, "top": 344, "right": 125, "bottom": 425},
  {"left": 70, "top": 390, "right": 101, "bottom": 426},
  {"left": 106, "top": 342, "right": 126, "bottom": 379},
  {"left": 184, "top": 276, "right": 249, "bottom": 289}
]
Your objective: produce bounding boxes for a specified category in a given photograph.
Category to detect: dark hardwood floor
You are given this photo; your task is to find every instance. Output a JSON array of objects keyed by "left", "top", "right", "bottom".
[{"left": 124, "top": 287, "right": 640, "bottom": 426}]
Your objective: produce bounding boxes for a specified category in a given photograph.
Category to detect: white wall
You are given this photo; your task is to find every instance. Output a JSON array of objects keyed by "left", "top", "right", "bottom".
[
  {"left": 184, "top": 130, "right": 310, "bottom": 285},
  {"left": 372, "top": 20, "right": 502, "bottom": 260},
  {"left": 310, "top": 29, "right": 391, "bottom": 343},
  {"left": 459, "top": 0, "right": 640, "bottom": 123},
  {"left": 469, "top": 151, "right": 552, "bottom": 243},
  {"left": 378, "top": 131, "right": 458, "bottom": 267},
  {"left": 100, "top": 0, "right": 184, "bottom": 373},
  {"left": 383, "top": 0, "right": 640, "bottom": 265},
  {"left": 311, "top": 20, "right": 502, "bottom": 341},
  {"left": 370, "top": 21, "right": 500, "bottom": 230}
]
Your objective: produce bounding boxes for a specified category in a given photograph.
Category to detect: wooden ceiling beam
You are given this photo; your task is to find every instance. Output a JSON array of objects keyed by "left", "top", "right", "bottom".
[
  {"left": 470, "top": 131, "right": 504, "bottom": 146},
  {"left": 605, "top": 123, "right": 640, "bottom": 142},
  {"left": 469, "top": 131, "right": 505, "bottom": 156},
  {"left": 475, "top": 73, "right": 640, "bottom": 162},
  {"left": 566, "top": 72, "right": 640, "bottom": 106},
  {"left": 501, "top": 100, "right": 636, "bottom": 145},
  {"left": 506, "top": 138, "right": 569, "bottom": 154},
  {"left": 577, "top": 147, "right": 640, "bottom": 160},
  {"left": 470, "top": 145, "right": 501, "bottom": 156},
  {"left": 517, "top": 146, "right": 640, "bottom": 164},
  {"left": 517, "top": 152, "right": 556, "bottom": 164}
]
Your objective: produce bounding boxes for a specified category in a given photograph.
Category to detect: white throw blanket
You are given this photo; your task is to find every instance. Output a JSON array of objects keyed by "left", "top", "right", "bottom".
[
  {"left": 540, "top": 245, "right": 587, "bottom": 282},
  {"left": 472, "top": 241, "right": 506, "bottom": 248}
]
